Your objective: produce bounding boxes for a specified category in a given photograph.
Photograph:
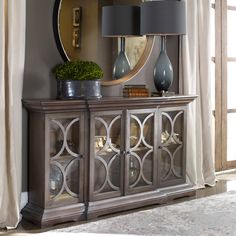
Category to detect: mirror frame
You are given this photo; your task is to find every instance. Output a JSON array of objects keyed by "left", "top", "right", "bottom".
[{"left": 53, "top": 0, "right": 155, "bottom": 86}]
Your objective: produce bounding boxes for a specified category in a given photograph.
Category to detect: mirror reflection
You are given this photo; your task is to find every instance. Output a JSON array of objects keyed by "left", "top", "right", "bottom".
[{"left": 56, "top": 0, "right": 150, "bottom": 83}]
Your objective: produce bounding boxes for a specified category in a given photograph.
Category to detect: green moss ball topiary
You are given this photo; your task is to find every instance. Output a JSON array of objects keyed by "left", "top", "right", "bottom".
[{"left": 54, "top": 60, "right": 104, "bottom": 81}]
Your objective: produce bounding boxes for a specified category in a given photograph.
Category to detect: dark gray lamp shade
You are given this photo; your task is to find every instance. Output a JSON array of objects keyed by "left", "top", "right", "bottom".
[
  {"left": 102, "top": 5, "right": 140, "bottom": 37},
  {"left": 141, "top": 1, "right": 186, "bottom": 35}
]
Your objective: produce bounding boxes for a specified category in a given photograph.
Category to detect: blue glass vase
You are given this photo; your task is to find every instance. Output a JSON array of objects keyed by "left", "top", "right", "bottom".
[
  {"left": 113, "top": 37, "right": 131, "bottom": 80},
  {"left": 153, "top": 36, "right": 173, "bottom": 92}
]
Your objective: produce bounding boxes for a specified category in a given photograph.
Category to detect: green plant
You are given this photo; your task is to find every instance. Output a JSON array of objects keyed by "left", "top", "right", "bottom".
[{"left": 53, "top": 60, "right": 104, "bottom": 80}]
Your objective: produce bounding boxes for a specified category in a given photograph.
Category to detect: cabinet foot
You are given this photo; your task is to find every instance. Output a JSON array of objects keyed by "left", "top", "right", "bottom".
[{"left": 21, "top": 203, "right": 86, "bottom": 227}]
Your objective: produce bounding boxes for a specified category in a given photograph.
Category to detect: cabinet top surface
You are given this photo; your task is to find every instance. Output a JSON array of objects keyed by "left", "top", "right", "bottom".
[{"left": 22, "top": 95, "right": 197, "bottom": 112}]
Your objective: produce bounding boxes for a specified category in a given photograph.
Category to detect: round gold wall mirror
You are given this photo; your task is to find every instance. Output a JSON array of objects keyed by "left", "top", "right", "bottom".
[{"left": 53, "top": 0, "right": 154, "bottom": 86}]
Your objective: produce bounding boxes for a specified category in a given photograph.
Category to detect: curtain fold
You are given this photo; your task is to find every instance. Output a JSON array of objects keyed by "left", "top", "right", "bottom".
[
  {"left": 0, "top": 0, "right": 26, "bottom": 228},
  {"left": 179, "top": 0, "right": 216, "bottom": 188}
]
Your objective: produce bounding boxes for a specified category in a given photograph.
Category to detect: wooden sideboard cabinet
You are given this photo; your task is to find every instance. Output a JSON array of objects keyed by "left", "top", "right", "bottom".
[{"left": 22, "top": 95, "right": 197, "bottom": 227}]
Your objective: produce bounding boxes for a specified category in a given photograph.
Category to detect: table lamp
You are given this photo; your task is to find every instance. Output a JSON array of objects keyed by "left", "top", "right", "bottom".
[
  {"left": 141, "top": 0, "right": 186, "bottom": 94},
  {"left": 102, "top": 5, "right": 140, "bottom": 80}
]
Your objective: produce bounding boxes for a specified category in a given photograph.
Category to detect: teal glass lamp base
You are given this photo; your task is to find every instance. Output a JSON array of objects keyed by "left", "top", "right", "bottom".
[
  {"left": 153, "top": 36, "right": 173, "bottom": 92},
  {"left": 113, "top": 37, "right": 131, "bottom": 80}
]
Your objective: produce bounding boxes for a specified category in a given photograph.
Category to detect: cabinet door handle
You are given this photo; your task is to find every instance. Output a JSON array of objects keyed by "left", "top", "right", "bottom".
[{"left": 120, "top": 150, "right": 126, "bottom": 155}]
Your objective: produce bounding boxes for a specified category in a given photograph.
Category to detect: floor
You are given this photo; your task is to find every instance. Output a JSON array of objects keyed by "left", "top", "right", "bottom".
[{"left": 1, "top": 170, "right": 236, "bottom": 235}]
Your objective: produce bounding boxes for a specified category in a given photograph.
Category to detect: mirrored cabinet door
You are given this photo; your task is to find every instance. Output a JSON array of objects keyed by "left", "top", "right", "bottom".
[
  {"left": 90, "top": 111, "right": 123, "bottom": 201},
  {"left": 47, "top": 113, "right": 84, "bottom": 206},
  {"left": 125, "top": 109, "right": 157, "bottom": 194},
  {"left": 158, "top": 107, "right": 186, "bottom": 187}
]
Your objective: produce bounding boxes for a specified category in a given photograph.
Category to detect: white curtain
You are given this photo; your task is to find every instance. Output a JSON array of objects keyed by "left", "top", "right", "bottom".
[
  {"left": 0, "top": 0, "right": 26, "bottom": 228},
  {"left": 179, "top": 0, "right": 216, "bottom": 188}
]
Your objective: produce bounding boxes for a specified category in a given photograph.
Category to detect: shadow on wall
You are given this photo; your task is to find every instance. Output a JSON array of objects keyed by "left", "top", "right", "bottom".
[{"left": 23, "top": 0, "right": 62, "bottom": 100}]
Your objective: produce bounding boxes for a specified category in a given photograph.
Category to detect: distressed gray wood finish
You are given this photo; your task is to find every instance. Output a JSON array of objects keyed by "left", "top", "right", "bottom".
[{"left": 22, "top": 95, "right": 197, "bottom": 227}]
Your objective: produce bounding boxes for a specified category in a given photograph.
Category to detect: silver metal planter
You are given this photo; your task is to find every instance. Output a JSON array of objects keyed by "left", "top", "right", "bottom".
[{"left": 57, "top": 80, "right": 102, "bottom": 99}]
